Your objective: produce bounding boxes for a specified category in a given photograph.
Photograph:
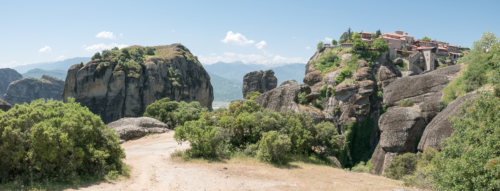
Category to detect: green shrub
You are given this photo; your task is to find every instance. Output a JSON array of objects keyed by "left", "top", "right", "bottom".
[
  {"left": 438, "top": 101, "right": 447, "bottom": 111},
  {"left": 377, "top": 91, "right": 383, "bottom": 100},
  {"left": 335, "top": 66, "right": 352, "bottom": 84},
  {"left": 339, "top": 117, "right": 375, "bottom": 168},
  {"left": 319, "top": 84, "right": 328, "bottom": 98},
  {"left": 174, "top": 120, "right": 226, "bottom": 158},
  {"left": 0, "top": 98, "right": 126, "bottom": 183},
  {"left": 314, "top": 50, "right": 340, "bottom": 73},
  {"left": 145, "top": 47, "right": 156, "bottom": 55},
  {"left": 403, "top": 147, "right": 437, "bottom": 189},
  {"left": 246, "top": 91, "right": 261, "bottom": 100},
  {"left": 399, "top": 99, "right": 414, "bottom": 107},
  {"left": 495, "top": 85, "right": 500, "bottom": 98},
  {"left": 298, "top": 92, "right": 308, "bottom": 105},
  {"left": 257, "top": 131, "right": 291, "bottom": 164},
  {"left": 436, "top": 64, "right": 447, "bottom": 70},
  {"left": 437, "top": 57, "right": 446, "bottom": 63},
  {"left": 351, "top": 161, "right": 370, "bottom": 173},
  {"left": 384, "top": 153, "right": 418, "bottom": 180},
  {"left": 92, "top": 52, "right": 101, "bottom": 60},
  {"left": 313, "top": 122, "right": 340, "bottom": 156},
  {"left": 144, "top": 98, "right": 207, "bottom": 128},
  {"left": 432, "top": 91, "right": 500, "bottom": 190},
  {"left": 317, "top": 41, "right": 324, "bottom": 51}
]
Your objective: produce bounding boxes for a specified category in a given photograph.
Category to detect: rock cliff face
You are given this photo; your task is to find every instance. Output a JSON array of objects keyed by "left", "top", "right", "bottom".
[
  {"left": 242, "top": 70, "right": 277, "bottom": 98},
  {"left": 62, "top": 44, "right": 214, "bottom": 124},
  {"left": 0, "top": 98, "right": 12, "bottom": 112},
  {"left": 0, "top": 68, "right": 23, "bottom": 99},
  {"left": 255, "top": 80, "right": 311, "bottom": 113},
  {"left": 417, "top": 92, "right": 478, "bottom": 152},
  {"left": 107, "top": 117, "right": 169, "bottom": 141},
  {"left": 4, "top": 75, "right": 64, "bottom": 106}
]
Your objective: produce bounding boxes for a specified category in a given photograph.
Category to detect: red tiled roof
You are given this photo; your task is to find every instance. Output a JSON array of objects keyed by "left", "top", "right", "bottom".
[
  {"left": 417, "top": 46, "right": 434, "bottom": 50},
  {"left": 361, "top": 31, "right": 371, "bottom": 34}
]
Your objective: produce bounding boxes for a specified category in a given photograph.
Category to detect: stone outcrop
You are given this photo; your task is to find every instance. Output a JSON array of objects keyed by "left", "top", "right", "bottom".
[
  {"left": 279, "top": 79, "right": 298, "bottom": 87},
  {"left": 370, "top": 107, "right": 427, "bottom": 175},
  {"left": 375, "top": 65, "right": 401, "bottom": 90},
  {"left": 62, "top": 44, "right": 214, "bottom": 124},
  {"left": 242, "top": 70, "right": 277, "bottom": 98},
  {"left": 0, "top": 68, "right": 23, "bottom": 99},
  {"left": 0, "top": 98, "right": 12, "bottom": 112},
  {"left": 4, "top": 75, "right": 64, "bottom": 106},
  {"left": 107, "top": 117, "right": 169, "bottom": 141},
  {"left": 417, "top": 92, "right": 478, "bottom": 152},
  {"left": 254, "top": 83, "right": 311, "bottom": 113}
]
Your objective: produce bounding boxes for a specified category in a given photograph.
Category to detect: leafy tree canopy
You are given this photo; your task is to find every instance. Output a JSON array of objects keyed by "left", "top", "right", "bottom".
[{"left": 422, "top": 36, "right": 431, "bottom": 42}]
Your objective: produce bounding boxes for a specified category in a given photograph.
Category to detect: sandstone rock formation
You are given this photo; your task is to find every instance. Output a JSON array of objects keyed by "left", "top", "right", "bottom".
[
  {"left": 370, "top": 107, "right": 427, "bottom": 175},
  {"left": 0, "top": 68, "right": 23, "bottom": 99},
  {"left": 417, "top": 92, "right": 478, "bottom": 152},
  {"left": 254, "top": 83, "right": 311, "bottom": 113},
  {"left": 279, "top": 79, "right": 298, "bottom": 87},
  {"left": 4, "top": 75, "right": 64, "bottom": 106},
  {"left": 242, "top": 70, "right": 277, "bottom": 98},
  {"left": 107, "top": 117, "right": 169, "bottom": 141},
  {"left": 375, "top": 65, "right": 401, "bottom": 90},
  {"left": 0, "top": 98, "right": 12, "bottom": 112},
  {"left": 62, "top": 44, "right": 214, "bottom": 124}
]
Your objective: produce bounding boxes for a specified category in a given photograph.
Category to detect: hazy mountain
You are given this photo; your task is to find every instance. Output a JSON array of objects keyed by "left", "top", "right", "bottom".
[
  {"left": 208, "top": 72, "right": 242, "bottom": 102},
  {"left": 13, "top": 57, "right": 90, "bottom": 73},
  {"left": 22, "top": 68, "right": 67, "bottom": 80},
  {"left": 203, "top": 62, "right": 306, "bottom": 85}
]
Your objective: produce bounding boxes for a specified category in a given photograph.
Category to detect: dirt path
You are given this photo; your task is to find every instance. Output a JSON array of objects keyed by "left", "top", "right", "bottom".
[{"left": 70, "top": 131, "right": 412, "bottom": 191}]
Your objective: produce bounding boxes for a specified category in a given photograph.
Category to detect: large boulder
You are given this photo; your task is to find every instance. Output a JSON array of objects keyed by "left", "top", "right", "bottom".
[
  {"left": 254, "top": 83, "right": 311, "bottom": 113},
  {"left": 376, "top": 65, "right": 401, "bottom": 90},
  {"left": 0, "top": 98, "right": 12, "bottom": 112},
  {"left": 62, "top": 44, "right": 214, "bottom": 124},
  {"left": 242, "top": 70, "right": 277, "bottom": 99},
  {"left": 370, "top": 107, "right": 427, "bottom": 175},
  {"left": 0, "top": 68, "right": 23, "bottom": 99},
  {"left": 279, "top": 79, "right": 298, "bottom": 87},
  {"left": 417, "top": 93, "right": 478, "bottom": 152},
  {"left": 107, "top": 117, "right": 169, "bottom": 141},
  {"left": 4, "top": 75, "right": 64, "bottom": 106}
]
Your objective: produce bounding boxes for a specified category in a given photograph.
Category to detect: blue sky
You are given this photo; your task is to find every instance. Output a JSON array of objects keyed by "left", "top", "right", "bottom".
[{"left": 1, "top": 0, "right": 498, "bottom": 68}]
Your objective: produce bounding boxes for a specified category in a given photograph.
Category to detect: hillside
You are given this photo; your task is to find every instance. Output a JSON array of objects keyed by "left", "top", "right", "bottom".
[
  {"left": 208, "top": 72, "right": 242, "bottom": 102},
  {"left": 22, "top": 68, "right": 66, "bottom": 80}
]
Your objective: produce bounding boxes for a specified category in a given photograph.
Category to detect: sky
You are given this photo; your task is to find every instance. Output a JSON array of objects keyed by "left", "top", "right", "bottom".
[{"left": 1, "top": 0, "right": 499, "bottom": 68}]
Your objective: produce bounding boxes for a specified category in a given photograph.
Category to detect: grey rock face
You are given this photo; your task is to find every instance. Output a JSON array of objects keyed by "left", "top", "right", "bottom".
[
  {"left": 0, "top": 98, "right": 12, "bottom": 112},
  {"left": 242, "top": 70, "right": 277, "bottom": 98},
  {"left": 279, "top": 79, "right": 298, "bottom": 87},
  {"left": 376, "top": 65, "right": 401, "bottom": 90},
  {"left": 255, "top": 83, "right": 311, "bottom": 113},
  {"left": 0, "top": 68, "right": 23, "bottom": 99},
  {"left": 107, "top": 117, "right": 169, "bottom": 141},
  {"left": 417, "top": 93, "right": 478, "bottom": 152},
  {"left": 4, "top": 75, "right": 64, "bottom": 106},
  {"left": 370, "top": 107, "right": 426, "bottom": 175},
  {"left": 62, "top": 44, "right": 214, "bottom": 124}
]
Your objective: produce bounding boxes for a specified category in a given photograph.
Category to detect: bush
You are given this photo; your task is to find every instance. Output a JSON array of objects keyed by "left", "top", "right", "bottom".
[
  {"left": 317, "top": 41, "right": 324, "bottom": 51},
  {"left": 384, "top": 153, "right": 418, "bottom": 180},
  {"left": 143, "top": 98, "right": 207, "bottom": 128},
  {"left": 314, "top": 50, "right": 340, "bottom": 73},
  {"left": 339, "top": 117, "right": 375, "bottom": 168},
  {"left": 432, "top": 91, "right": 500, "bottom": 190},
  {"left": 436, "top": 64, "right": 447, "bottom": 70},
  {"left": 351, "top": 161, "right": 370, "bottom": 173},
  {"left": 438, "top": 101, "right": 447, "bottom": 111},
  {"left": 174, "top": 120, "right": 226, "bottom": 158},
  {"left": 92, "top": 52, "right": 101, "bottom": 60},
  {"left": 145, "top": 47, "right": 155, "bottom": 55},
  {"left": 257, "top": 131, "right": 291, "bottom": 164},
  {"left": 246, "top": 91, "right": 261, "bottom": 100},
  {"left": 399, "top": 99, "right": 414, "bottom": 107},
  {"left": 403, "top": 147, "right": 437, "bottom": 189},
  {"left": 377, "top": 91, "right": 383, "bottom": 100},
  {"left": 495, "top": 85, "right": 500, "bottom": 98},
  {"left": 0, "top": 99, "right": 126, "bottom": 183},
  {"left": 335, "top": 66, "right": 352, "bottom": 84},
  {"left": 298, "top": 92, "right": 308, "bottom": 105},
  {"left": 313, "top": 122, "right": 340, "bottom": 156}
]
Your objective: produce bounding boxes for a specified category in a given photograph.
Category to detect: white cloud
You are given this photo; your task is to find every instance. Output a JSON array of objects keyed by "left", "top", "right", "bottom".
[
  {"left": 95, "top": 31, "right": 116, "bottom": 39},
  {"left": 55, "top": 55, "right": 65, "bottom": 60},
  {"left": 210, "top": 53, "right": 216, "bottom": 56},
  {"left": 306, "top": 47, "right": 311, "bottom": 49},
  {"left": 255, "top": 41, "right": 267, "bottom": 49},
  {"left": 83, "top": 43, "right": 128, "bottom": 52},
  {"left": 293, "top": 37, "right": 296, "bottom": 39},
  {"left": 171, "top": 30, "right": 176, "bottom": 32},
  {"left": 221, "top": 31, "right": 255, "bottom": 46},
  {"left": 39, "top": 46, "right": 51, "bottom": 53},
  {"left": 272, "top": 55, "right": 305, "bottom": 63},
  {"left": 120, "top": 33, "right": 124, "bottom": 38},
  {"left": 325, "top": 37, "right": 333, "bottom": 42}
]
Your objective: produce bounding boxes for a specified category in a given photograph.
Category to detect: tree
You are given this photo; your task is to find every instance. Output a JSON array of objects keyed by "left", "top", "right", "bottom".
[
  {"left": 347, "top": 27, "right": 353, "bottom": 39},
  {"left": 402, "top": 47, "right": 409, "bottom": 56},
  {"left": 376, "top": 29, "right": 382, "bottom": 38},
  {"left": 92, "top": 52, "right": 101, "bottom": 60},
  {"left": 317, "top": 41, "right": 324, "bottom": 51},
  {"left": 351, "top": 32, "right": 361, "bottom": 40},
  {"left": 331, "top": 39, "right": 338, "bottom": 45},
  {"left": 422, "top": 36, "right": 431, "bottom": 42},
  {"left": 339, "top": 39, "right": 346, "bottom": 43},
  {"left": 246, "top": 91, "right": 261, "bottom": 100},
  {"left": 371, "top": 33, "right": 377, "bottom": 39},
  {"left": 472, "top": 31, "right": 499, "bottom": 50},
  {"left": 432, "top": 91, "right": 500, "bottom": 190},
  {"left": 372, "top": 37, "right": 390, "bottom": 52},
  {"left": 353, "top": 38, "right": 367, "bottom": 49}
]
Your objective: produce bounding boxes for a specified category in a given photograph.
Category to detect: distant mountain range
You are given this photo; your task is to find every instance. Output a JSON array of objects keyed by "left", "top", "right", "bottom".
[
  {"left": 13, "top": 57, "right": 90, "bottom": 73},
  {"left": 203, "top": 61, "right": 306, "bottom": 85},
  {"left": 8, "top": 58, "right": 306, "bottom": 103},
  {"left": 22, "top": 68, "right": 67, "bottom": 80}
]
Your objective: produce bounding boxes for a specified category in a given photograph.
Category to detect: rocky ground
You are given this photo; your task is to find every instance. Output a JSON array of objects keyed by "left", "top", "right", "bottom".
[{"left": 69, "top": 131, "right": 413, "bottom": 191}]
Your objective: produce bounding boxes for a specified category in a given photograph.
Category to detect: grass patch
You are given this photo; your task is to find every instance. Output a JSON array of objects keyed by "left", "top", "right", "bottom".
[{"left": 399, "top": 99, "right": 414, "bottom": 107}]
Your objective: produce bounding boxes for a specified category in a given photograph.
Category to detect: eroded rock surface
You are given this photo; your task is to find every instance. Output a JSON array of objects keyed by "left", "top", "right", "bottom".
[
  {"left": 107, "top": 117, "right": 169, "bottom": 141},
  {"left": 242, "top": 70, "right": 277, "bottom": 98},
  {"left": 63, "top": 44, "right": 214, "bottom": 124},
  {"left": 4, "top": 75, "right": 64, "bottom": 106},
  {"left": 0, "top": 98, "right": 12, "bottom": 112},
  {"left": 417, "top": 92, "right": 478, "bottom": 152},
  {"left": 254, "top": 83, "right": 311, "bottom": 113},
  {"left": 0, "top": 68, "right": 23, "bottom": 99}
]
